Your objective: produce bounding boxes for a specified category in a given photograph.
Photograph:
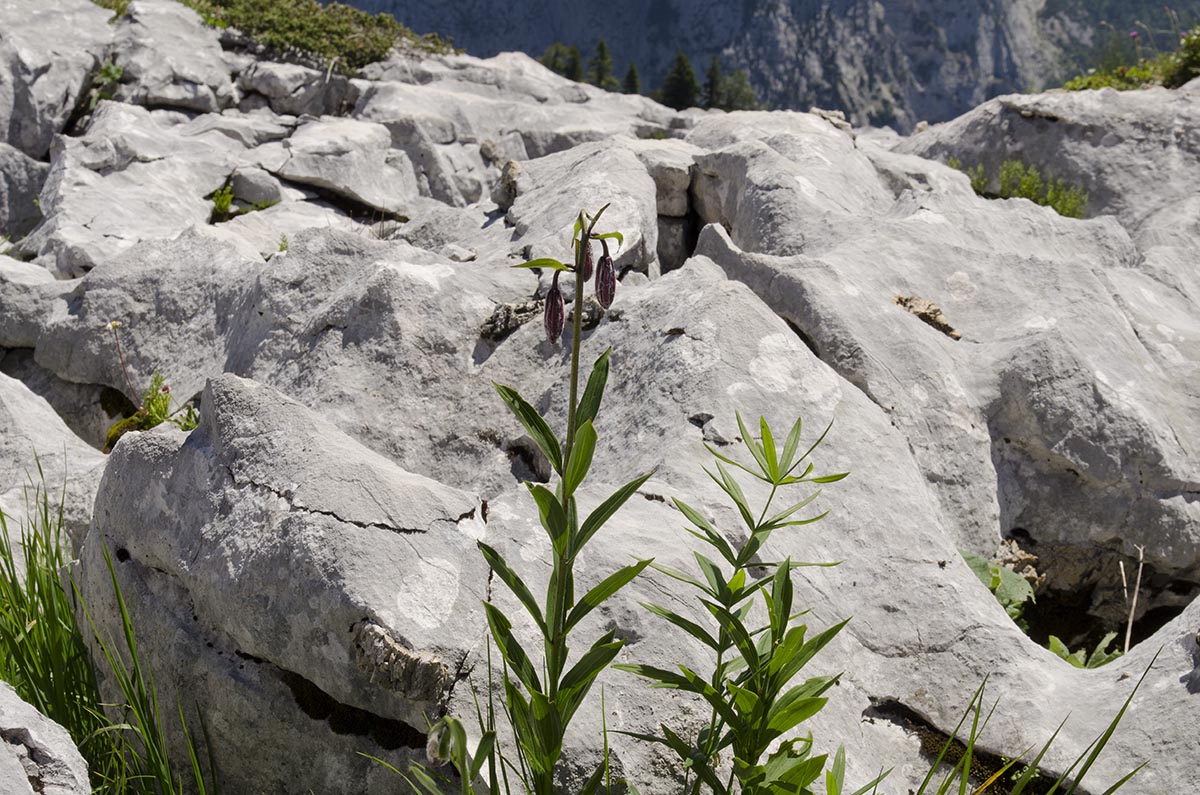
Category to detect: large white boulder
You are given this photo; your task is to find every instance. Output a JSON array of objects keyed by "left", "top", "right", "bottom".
[{"left": 0, "top": 682, "right": 90, "bottom": 795}]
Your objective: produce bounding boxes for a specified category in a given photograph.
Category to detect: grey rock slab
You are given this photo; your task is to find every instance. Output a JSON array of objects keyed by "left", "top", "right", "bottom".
[
  {"left": 237, "top": 60, "right": 354, "bottom": 117},
  {"left": 0, "top": 682, "right": 89, "bottom": 795},
  {"left": 687, "top": 109, "right": 1200, "bottom": 593},
  {"left": 76, "top": 373, "right": 487, "bottom": 794},
  {"left": 506, "top": 139, "right": 659, "bottom": 275},
  {"left": 0, "top": 142, "right": 47, "bottom": 239},
  {"left": 217, "top": 199, "right": 357, "bottom": 258},
  {"left": 0, "top": 348, "right": 127, "bottom": 451},
  {"left": 0, "top": 370, "right": 105, "bottom": 552},
  {"left": 272, "top": 117, "right": 419, "bottom": 215},
  {"left": 0, "top": 0, "right": 113, "bottom": 158},
  {"left": 897, "top": 86, "right": 1200, "bottom": 240},
  {"left": 15, "top": 101, "right": 242, "bottom": 276},
  {"left": 112, "top": 0, "right": 236, "bottom": 113},
  {"left": 625, "top": 137, "right": 703, "bottom": 217}
]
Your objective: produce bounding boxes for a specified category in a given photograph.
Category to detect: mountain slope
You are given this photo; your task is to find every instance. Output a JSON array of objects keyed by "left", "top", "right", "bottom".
[{"left": 348, "top": 0, "right": 1197, "bottom": 130}]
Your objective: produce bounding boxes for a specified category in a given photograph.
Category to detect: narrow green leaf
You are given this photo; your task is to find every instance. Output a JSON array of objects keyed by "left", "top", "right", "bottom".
[
  {"left": 478, "top": 542, "right": 545, "bottom": 632},
  {"left": 484, "top": 603, "right": 542, "bottom": 695},
  {"left": 513, "top": 258, "right": 572, "bottom": 271},
  {"left": 593, "top": 230, "right": 624, "bottom": 248},
  {"left": 574, "top": 471, "right": 654, "bottom": 557},
  {"left": 575, "top": 348, "right": 611, "bottom": 429},
  {"left": 565, "top": 559, "right": 652, "bottom": 630},
  {"left": 586, "top": 203, "right": 612, "bottom": 234},
  {"left": 494, "top": 383, "right": 563, "bottom": 474},
  {"left": 527, "top": 483, "right": 569, "bottom": 555},
  {"left": 760, "top": 416, "right": 780, "bottom": 481},
  {"left": 780, "top": 416, "right": 804, "bottom": 478},
  {"left": 640, "top": 602, "right": 719, "bottom": 650},
  {"left": 826, "top": 745, "right": 846, "bottom": 795},
  {"left": 736, "top": 412, "right": 771, "bottom": 477},
  {"left": 563, "top": 420, "right": 597, "bottom": 500}
]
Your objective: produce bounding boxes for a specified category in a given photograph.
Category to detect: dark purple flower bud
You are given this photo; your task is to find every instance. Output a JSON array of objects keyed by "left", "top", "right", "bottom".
[
  {"left": 595, "top": 244, "right": 616, "bottom": 309},
  {"left": 544, "top": 272, "right": 565, "bottom": 343},
  {"left": 580, "top": 238, "right": 594, "bottom": 281}
]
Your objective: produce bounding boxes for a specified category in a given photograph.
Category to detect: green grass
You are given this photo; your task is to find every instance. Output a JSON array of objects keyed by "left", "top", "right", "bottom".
[
  {"left": 1064, "top": 26, "right": 1200, "bottom": 90},
  {"left": 0, "top": 464, "right": 214, "bottom": 794}
]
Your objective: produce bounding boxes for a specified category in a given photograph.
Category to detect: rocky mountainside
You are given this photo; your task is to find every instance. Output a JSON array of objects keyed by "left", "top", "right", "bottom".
[
  {"left": 352, "top": 0, "right": 1195, "bottom": 130},
  {"left": 1, "top": 0, "right": 1199, "bottom": 793}
]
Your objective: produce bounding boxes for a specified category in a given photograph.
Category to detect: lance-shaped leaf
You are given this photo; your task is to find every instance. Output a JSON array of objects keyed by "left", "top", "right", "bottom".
[
  {"left": 563, "top": 420, "right": 597, "bottom": 499},
  {"left": 586, "top": 203, "right": 612, "bottom": 234},
  {"left": 736, "top": 412, "right": 771, "bottom": 479},
  {"left": 512, "top": 257, "right": 571, "bottom": 271},
  {"left": 494, "top": 384, "right": 563, "bottom": 474},
  {"left": 673, "top": 497, "right": 737, "bottom": 566},
  {"left": 478, "top": 542, "right": 545, "bottom": 632},
  {"left": 573, "top": 471, "right": 654, "bottom": 557},
  {"left": 484, "top": 603, "right": 542, "bottom": 695},
  {"left": 640, "top": 602, "right": 718, "bottom": 650},
  {"left": 558, "top": 630, "right": 624, "bottom": 725},
  {"left": 565, "top": 559, "right": 653, "bottom": 631},
  {"left": 527, "top": 483, "right": 569, "bottom": 555},
  {"left": 614, "top": 663, "right": 740, "bottom": 727},
  {"left": 592, "top": 230, "right": 624, "bottom": 249},
  {"left": 575, "top": 348, "right": 611, "bottom": 428}
]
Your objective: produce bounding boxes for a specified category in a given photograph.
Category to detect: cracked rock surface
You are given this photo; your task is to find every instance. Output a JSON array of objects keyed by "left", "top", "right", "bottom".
[
  {"left": 0, "top": 3, "right": 1197, "bottom": 792},
  {"left": 0, "top": 681, "right": 90, "bottom": 795}
]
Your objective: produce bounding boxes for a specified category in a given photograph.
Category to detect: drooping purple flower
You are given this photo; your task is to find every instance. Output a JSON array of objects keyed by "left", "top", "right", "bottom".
[
  {"left": 580, "top": 238, "right": 594, "bottom": 281},
  {"left": 544, "top": 271, "right": 566, "bottom": 343},
  {"left": 1129, "top": 30, "right": 1140, "bottom": 39},
  {"left": 595, "top": 241, "right": 616, "bottom": 309}
]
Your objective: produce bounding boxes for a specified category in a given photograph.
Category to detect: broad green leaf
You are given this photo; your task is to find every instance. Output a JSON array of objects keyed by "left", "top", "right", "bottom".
[
  {"left": 478, "top": 542, "right": 545, "bottom": 632},
  {"left": 512, "top": 257, "right": 571, "bottom": 271},
  {"left": 575, "top": 348, "right": 611, "bottom": 428},
  {"left": 528, "top": 690, "right": 563, "bottom": 771},
  {"left": 578, "top": 760, "right": 608, "bottom": 795},
  {"left": 484, "top": 603, "right": 542, "bottom": 695},
  {"left": 613, "top": 663, "right": 740, "bottom": 726},
  {"left": 470, "top": 731, "right": 496, "bottom": 781},
  {"left": 574, "top": 471, "right": 654, "bottom": 557},
  {"left": 565, "top": 559, "right": 652, "bottom": 630},
  {"left": 775, "top": 620, "right": 849, "bottom": 684},
  {"left": 558, "top": 632, "right": 623, "bottom": 724},
  {"left": 494, "top": 383, "right": 563, "bottom": 474}
]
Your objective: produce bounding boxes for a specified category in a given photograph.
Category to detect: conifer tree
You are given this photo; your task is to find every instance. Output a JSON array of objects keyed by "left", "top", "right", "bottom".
[
  {"left": 623, "top": 63, "right": 641, "bottom": 94},
  {"left": 721, "top": 69, "right": 761, "bottom": 110},
  {"left": 589, "top": 39, "right": 620, "bottom": 91},
  {"left": 704, "top": 55, "right": 723, "bottom": 109},
  {"left": 661, "top": 51, "right": 699, "bottom": 110},
  {"left": 564, "top": 46, "right": 583, "bottom": 81}
]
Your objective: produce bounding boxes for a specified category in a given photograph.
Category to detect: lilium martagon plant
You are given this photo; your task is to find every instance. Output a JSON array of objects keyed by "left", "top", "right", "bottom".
[{"left": 432, "top": 204, "right": 653, "bottom": 795}]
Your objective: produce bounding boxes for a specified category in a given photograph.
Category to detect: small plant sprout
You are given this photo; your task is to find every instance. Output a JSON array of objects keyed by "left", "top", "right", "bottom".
[{"left": 104, "top": 320, "right": 199, "bottom": 451}]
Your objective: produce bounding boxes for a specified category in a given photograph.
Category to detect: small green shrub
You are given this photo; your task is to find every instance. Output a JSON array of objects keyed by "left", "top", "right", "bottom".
[
  {"left": 91, "top": 0, "right": 130, "bottom": 19},
  {"left": 278, "top": 232, "right": 289, "bottom": 252},
  {"left": 210, "top": 185, "right": 235, "bottom": 223},
  {"left": 948, "top": 158, "right": 1088, "bottom": 218},
  {"left": 86, "top": 61, "right": 125, "bottom": 112},
  {"left": 180, "top": 0, "right": 453, "bottom": 71},
  {"left": 104, "top": 322, "right": 200, "bottom": 451}
]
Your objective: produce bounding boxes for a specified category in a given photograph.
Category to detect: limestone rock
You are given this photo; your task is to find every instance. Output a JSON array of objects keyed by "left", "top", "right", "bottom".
[
  {"left": 237, "top": 60, "right": 354, "bottom": 117},
  {"left": 113, "top": 0, "right": 236, "bottom": 113},
  {"left": 15, "top": 102, "right": 240, "bottom": 276},
  {"left": 272, "top": 117, "right": 419, "bottom": 215},
  {"left": 0, "top": 143, "right": 47, "bottom": 239},
  {"left": 76, "top": 374, "right": 488, "bottom": 794},
  {"left": 0, "top": 0, "right": 113, "bottom": 158},
  {"left": 0, "top": 682, "right": 90, "bottom": 795}
]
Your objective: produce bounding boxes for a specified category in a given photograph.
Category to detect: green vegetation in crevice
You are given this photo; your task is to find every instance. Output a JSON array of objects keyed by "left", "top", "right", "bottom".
[
  {"left": 208, "top": 182, "right": 278, "bottom": 224},
  {"left": 91, "top": 0, "right": 454, "bottom": 71},
  {"left": 948, "top": 157, "right": 1089, "bottom": 219}
]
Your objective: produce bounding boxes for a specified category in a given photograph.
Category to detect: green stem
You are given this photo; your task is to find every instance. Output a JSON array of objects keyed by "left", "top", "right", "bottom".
[{"left": 563, "top": 223, "right": 586, "bottom": 464}]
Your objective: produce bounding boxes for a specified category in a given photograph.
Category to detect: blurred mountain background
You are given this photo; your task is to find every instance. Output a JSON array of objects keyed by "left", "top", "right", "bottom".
[{"left": 344, "top": 0, "right": 1199, "bottom": 130}]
